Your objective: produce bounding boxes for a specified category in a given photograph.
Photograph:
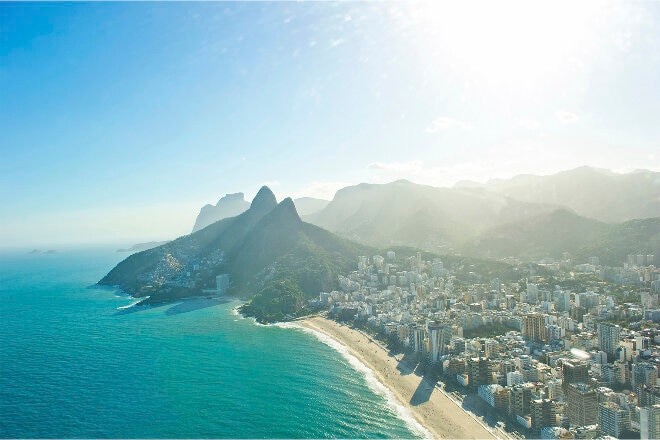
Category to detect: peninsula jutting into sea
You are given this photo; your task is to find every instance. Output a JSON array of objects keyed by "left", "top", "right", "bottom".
[
  {"left": 97, "top": 166, "right": 660, "bottom": 439},
  {"left": 4, "top": 2, "right": 660, "bottom": 439}
]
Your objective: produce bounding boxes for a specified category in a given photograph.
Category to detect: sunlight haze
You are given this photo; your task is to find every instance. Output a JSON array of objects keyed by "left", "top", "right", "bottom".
[{"left": 1, "top": 1, "right": 659, "bottom": 248}]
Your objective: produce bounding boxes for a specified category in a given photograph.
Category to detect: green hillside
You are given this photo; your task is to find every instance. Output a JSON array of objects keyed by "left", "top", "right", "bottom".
[
  {"left": 99, "top": 187, "right": 370, "bottom": 321},
  {"left": 465, "top": 209, "right": 660, "bottom": 265}
]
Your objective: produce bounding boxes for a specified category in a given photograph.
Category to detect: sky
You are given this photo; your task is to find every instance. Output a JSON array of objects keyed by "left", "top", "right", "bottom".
[{"left": 1, "top": 1, "right": 660, "bottom": 248}]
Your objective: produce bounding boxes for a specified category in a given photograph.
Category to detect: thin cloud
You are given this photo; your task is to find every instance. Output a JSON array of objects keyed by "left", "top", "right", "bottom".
[
  {"left": 556, "top": 111, "right": 579, "bottom": 124},
  {"left": 426, "top": 116, "right": 471, "bottom": 132}
]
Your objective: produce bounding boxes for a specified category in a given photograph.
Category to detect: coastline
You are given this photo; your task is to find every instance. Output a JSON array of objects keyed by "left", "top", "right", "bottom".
[{"left": 294, "top": 316, "right": 498, "bottom": 440}]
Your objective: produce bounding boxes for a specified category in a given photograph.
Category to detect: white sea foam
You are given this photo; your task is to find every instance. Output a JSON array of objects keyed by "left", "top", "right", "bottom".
[
  {"left": 249, "top": 316, "right": 270, "bottom": 327},
  {"left": 277, "top": 322, "right": 433, "bottom": 439},
  {"left": 116, "top": 297, "right": 146, "bottom": 310},
  {"left": 232, "top": 305, "right": 273, "bottom": 327}
]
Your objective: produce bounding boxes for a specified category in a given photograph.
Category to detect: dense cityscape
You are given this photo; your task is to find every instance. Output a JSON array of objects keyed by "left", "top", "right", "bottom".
[{"left": 320, "top": 250, "right": 660, "bottom": 439}]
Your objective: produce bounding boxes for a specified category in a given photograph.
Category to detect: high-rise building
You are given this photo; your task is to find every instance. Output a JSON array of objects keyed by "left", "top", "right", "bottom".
[
  {"left": 523, "top": 313, "right": 546, "bottom": 342},
  {"left": 633, "top": 363, "right": 658, "bottom": 391},
  {"left": 597, "top": 323, "right": 621, "bottom": 361},
  {"left": 628, "top": 254, "right": 637, "bottom": 266},
  {"left": 468, "top": 357, "right": 493, "bottom": 387},
  {"left": 639, "top": 386, "right": 660, "bottom": 407},
  {"left": 560, "top": 360, "right": 589, "bottom": 394},
  {"left": 527, "top": 283, "right": 539, "bottom": 304},
  {"left": 547, "top": 379, "right": 564, "bottom": 401},
  {"left": 567, "top": 383, "right": 598, "bottom": 427},
  {"left": 510, "top": 383, "right": 534, "bottom": 417},
  {"left": 576, "top": 292, "right": 600, "bottom": 309},
  {"left": 531, "top": 399, "right": 563, "bottom": 430},
  {"left": 428, "top": 323, "right": 452, "bottom": 363},
  {"left": 546, "top": 324, "right": 565, "bottom": 343},
  {"left": 602, "top": 362, "right": 630, "bottom": 386},
  {"left": 555, "top": 291, "right": 571, "bottom": 313},
  {"left": 599, "top": 402, "right": 630, "bottom": 438},
  {"left": 570, "top": 305, "right": 587, "bottom": 323},
  {"left": 507, "top": 371, "right": 524, "bottom": 387},
  {"left": 412, "top": 325, "right": 426, "bottom": 354},
  {"left": 640, "top": 404, "right": 660, "bottom": 440},
  {"left": 484, "top": 339, "right": 500, "bottom": 359}
]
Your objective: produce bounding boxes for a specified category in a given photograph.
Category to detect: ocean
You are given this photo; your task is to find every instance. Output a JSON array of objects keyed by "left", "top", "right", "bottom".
[{"left": 0, "top": 248, "right": 422, "bottom": 438}]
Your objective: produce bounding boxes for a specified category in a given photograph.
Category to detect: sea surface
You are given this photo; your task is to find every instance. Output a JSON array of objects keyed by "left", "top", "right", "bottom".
[{"left": 0, "top": 248, "right": 422, "bottom": 438}]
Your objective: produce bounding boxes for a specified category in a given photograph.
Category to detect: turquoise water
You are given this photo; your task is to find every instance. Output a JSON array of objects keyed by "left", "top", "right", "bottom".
[{"left": 0, "top": 249, "right": 420, "bottom": 438}]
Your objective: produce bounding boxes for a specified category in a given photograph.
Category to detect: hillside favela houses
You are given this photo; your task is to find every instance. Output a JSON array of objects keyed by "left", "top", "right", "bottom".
[{"left": 316, "top": 250, "right": 660, "bottom": 439}]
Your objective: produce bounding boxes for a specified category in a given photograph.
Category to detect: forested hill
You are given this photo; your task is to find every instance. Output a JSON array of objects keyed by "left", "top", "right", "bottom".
[{"left": 99, "top": 186, "right": 369, "bottom": 321}]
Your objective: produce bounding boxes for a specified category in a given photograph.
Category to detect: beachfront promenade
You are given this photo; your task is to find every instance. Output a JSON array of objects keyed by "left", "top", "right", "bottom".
[{"left": 298, "top": 316, "right": 503, "bottom": 439}]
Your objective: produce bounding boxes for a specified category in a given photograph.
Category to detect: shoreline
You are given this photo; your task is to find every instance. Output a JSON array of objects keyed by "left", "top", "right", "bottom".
[{"left": 295, "top": 316, "right": 498, "bottom": 440}]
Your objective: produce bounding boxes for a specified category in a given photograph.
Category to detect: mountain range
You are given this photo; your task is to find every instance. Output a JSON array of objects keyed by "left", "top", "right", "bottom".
[
  {"left": 192, "top": 192, "right": 251, "bottom": 233},
  {"left": 100, "top": 167, "right": 659, "bottom": 320},
  {"left": 99, "top": 187, "right": 367, "bottom": 321},
  {"left": 192, "top": 168, "right": 658, "bottom": 258},
  {"left": 192, "top": 192, "right": 329, "bottom": 233},
  {"left": 455, "top": 166, "right": 659, "bottom": 223},
  {"left": 301, "top": 167, "right": 659, "bottom": 262},
  {"left": 304, "top": 179, "right": 559, "bottom": 252},
  {"left": 465, "top": 209, "right": 660, "bottom": 265}
]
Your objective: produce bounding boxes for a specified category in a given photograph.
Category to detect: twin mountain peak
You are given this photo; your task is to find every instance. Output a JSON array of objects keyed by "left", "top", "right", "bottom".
[{"left": 99, "top": 186, "right": 365, "bottom": 321}]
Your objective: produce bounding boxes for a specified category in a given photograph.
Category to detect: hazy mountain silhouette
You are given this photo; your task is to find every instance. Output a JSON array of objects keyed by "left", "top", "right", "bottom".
[
  {"left": 305, "top": 179, "right": 558, "bottom": 252},
  {"left": 117, "top": 241, "right": 169, "bottom": 253},
  {"left": 99, "top": 187, "right": 367, "bottom": 320},
  {"left": 192, "top": 192, "right": 251, "bottom": 233},
  {"left": 192, "top": 193, "right": 329, "bottom": 233},
  {"left": 464, "top": 209, "right": 660, "bottom": 265},
  {"left": 455, "top": 167, "right": 660, "bottom": 222}
]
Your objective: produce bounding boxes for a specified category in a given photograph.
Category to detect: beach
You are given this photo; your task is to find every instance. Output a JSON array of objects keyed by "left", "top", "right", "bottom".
[{"left": 297, "top": 316, "right": 498, "bottom": 440}]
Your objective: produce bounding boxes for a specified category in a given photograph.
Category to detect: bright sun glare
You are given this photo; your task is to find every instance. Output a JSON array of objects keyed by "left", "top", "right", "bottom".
[{"left": 407, "top": 1, "right": 607, "bottom": 91}]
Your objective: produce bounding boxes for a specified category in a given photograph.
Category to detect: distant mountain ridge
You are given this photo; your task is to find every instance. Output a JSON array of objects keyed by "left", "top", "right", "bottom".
[
  {"left": 192, "top": 193, "right": 329, "bottom": 233},
  {"left": 117, "top": 241, "right": 169, "bottom": 253},
  {"left": 100, "top": 166, "right": 658, "bottom": 315},
  {"left": 192, "top": 192, "right": 251, "bottom": 232},
  {"left": 455, "top": 166, "right": 660, "bottom": 223},
  {"left": 99, "top": 187, "right": 368, "bottom": 322},
  {"left": 465, "top": 209, "right": 660, "bottom": 265},
  {"left": 305, "top": 179, "right": 560, "bottom": 252},
  {"left": 300, "top": 172, "right": 658, "bottom": 264}
]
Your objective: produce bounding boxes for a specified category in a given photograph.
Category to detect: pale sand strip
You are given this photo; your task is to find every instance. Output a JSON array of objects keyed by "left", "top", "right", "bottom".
[{"left": 297, "top": 316, "right": 497, "bottom": 440}]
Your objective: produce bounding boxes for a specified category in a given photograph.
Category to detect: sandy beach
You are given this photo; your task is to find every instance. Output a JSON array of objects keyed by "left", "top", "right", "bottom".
[{"left": 297, "top": 316, "right": 498, "bottom": 440}]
